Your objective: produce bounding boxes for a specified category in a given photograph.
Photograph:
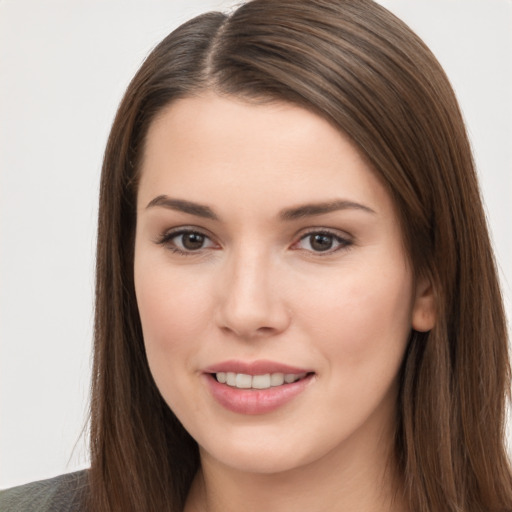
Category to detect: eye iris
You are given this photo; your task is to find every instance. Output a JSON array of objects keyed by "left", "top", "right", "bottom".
[
  {"left": 182, "top": 233, "right": 205, "bottom": 250},
  {"left": 310, "top": 233, "right": 333, "bottom": 251}
]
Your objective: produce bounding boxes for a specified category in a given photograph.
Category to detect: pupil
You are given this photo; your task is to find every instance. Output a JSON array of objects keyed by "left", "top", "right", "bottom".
[
  {"left": 311, "top": 234, "right": 333, "bottom": 251},
  {"left": 183, "top": 233, "right": 204, "bottom": 250}
]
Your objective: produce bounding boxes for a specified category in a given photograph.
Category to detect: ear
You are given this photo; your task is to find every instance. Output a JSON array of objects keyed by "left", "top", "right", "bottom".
[{"left": 412, "top": 277, "right": 436, "bottom": 332}]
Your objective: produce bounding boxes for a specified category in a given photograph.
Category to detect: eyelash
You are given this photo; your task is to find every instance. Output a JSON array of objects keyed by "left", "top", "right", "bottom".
[
  {"left": 292, "top": 229, "right": 353, "bottom": 255},
  {"left": 156, "top": 228, "right": 217, "bottom": 256},
  {"left": 156, "top": 227, "right": 353, "bottom": 256}
]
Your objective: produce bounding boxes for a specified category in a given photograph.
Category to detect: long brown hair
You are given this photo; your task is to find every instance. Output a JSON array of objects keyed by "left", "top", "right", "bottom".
[{"left": 89, "top": 1, "right": 512, "bottom": 510}]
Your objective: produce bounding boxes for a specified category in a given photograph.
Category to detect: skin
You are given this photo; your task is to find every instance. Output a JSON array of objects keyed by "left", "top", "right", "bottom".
[{"left": 134, "top": 93, "right": 436, "bottom": 512}]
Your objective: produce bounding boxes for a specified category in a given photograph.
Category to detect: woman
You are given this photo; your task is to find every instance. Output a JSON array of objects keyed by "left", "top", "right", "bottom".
[{"left": 1, "top": 0, "right": 510, "bottom": 510}]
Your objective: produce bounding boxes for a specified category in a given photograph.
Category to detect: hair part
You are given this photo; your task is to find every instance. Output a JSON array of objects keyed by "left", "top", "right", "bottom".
[{"left": 89, "top": 1, "right": 512, "bottom": 510}]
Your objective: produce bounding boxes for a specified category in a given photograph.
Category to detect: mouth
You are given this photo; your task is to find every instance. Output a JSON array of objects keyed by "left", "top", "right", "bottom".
[
  {"left": 213, "top": 371, "right": 311, "bottom": 390},
  {"left": 203, "top": 361, "right": 315, "bottom": 414}
]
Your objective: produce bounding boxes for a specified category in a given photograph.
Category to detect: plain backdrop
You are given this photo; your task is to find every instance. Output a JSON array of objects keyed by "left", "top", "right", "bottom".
[{"left": 1, "top": 0, "right": 511, "bottom": 489}]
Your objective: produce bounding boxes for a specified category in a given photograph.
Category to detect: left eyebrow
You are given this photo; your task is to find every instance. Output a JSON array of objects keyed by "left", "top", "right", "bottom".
[{"left": 279, "top": 199, "right": 376, "bottom": 221}]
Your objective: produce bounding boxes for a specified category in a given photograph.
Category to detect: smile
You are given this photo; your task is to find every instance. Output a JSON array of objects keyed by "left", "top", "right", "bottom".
[
  {"left": 215, "top": 372, "right": 308, "bottom": 389},
  {"left": 204, "top": 361, "right": 315, "bottom": 415}
]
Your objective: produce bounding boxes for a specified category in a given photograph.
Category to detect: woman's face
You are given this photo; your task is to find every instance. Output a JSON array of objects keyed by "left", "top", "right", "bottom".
[{"left": 134, "top": 93, "right": 434, "bottom": 475}]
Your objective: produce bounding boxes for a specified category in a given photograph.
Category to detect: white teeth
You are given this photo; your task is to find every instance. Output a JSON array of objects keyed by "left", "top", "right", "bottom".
[
  {"left": 215, "top": 372, "right": 307, "bottom": 389},
  {"left": 252, "top": 374, "right": 271, "bottom": 389},
  {"left": 235, "top": 373, "right": 252, "bottom": 388},
  {"left": 270, "top": 373, "right": 284, "bottom": 386}
]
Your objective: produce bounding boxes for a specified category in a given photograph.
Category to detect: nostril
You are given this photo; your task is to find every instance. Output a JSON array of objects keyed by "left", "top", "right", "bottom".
[
  {"left": 219, "top": 324, "right": 281, "bottom": 338},
  {"left": 256, "top": 326, "right": 277, "bottom": 335}
]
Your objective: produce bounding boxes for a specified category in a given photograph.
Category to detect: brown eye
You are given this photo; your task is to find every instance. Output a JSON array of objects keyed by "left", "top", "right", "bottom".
[
  {"left": 309, "top": 233, "right": 334, "bottom": 252},
  {"left": 180, "top": 232, "right": 206, "bottom": 250},
  {"left": 157, "top": 228, "right": 217, "bottom": 254},
  {"left": 294, "top": 230, "right": 351, "bottom": 254}
]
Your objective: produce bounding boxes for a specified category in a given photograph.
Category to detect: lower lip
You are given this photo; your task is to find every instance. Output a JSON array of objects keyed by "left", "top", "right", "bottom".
[{"left": 205, "top": 373, "right": 314, "bottom": 415}]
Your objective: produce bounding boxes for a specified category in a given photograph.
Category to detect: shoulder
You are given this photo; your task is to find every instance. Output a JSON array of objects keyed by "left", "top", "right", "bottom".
[{"left": 0, "top": 470, "right": 89, "bottom": 512}]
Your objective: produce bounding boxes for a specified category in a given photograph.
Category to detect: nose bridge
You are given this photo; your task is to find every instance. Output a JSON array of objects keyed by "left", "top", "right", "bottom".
[{"left": 216, "top": 242, "right": 289, "bottom": 337}]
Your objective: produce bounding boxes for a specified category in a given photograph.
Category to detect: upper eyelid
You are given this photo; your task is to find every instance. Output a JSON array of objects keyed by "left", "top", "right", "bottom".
[
  {"left": 295, "top": 226, "right": 353, "bottom": 241},
  {"left": 157, "top": 225, "right": 214, "bottom": 241}
]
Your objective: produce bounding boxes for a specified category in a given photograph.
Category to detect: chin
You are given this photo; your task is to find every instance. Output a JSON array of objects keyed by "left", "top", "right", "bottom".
[
  {"left": 195, "top": 421, "right": 343, "bottom": 476},
  {"left": 201, "top": 442, "right": 313, "bottom": 475}
]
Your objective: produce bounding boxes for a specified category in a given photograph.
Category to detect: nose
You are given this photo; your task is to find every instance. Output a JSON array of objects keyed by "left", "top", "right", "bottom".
[{"left": 215, "top": 249, "right": 291, "bottom": 339}]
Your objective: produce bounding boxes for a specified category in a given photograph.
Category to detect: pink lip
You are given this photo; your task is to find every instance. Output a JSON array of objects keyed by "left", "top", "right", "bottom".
[
  {"left": 203, "top": 360, "right": 315, "bottom": 415},
  {"left": 203, "top": 359, "right": 311, "bottom": 375}
]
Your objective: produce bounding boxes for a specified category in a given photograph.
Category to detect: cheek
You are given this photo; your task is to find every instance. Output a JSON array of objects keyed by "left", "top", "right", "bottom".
[
  {"left": 134, "top": 261, "right": 215, "bottom": 418},
  {"left": 296, "top": 262, "right": 414, "bottom": 369},
  {"left": 292, "top": 264, "right": 414, "bottom": 441},
  {"left": 134, "top": 261, "right": 212, "bottom": 360}
]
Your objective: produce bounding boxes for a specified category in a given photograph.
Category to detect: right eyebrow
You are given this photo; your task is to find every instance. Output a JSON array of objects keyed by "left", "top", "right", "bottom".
[{"left": 145, "top": 195, "right": 219, "bottom": 220}]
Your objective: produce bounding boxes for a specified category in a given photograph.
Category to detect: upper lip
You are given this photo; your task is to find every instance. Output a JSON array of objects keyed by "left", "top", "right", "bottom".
[{"left": 203, "top": 360, "right": 313, "bottom": 375}]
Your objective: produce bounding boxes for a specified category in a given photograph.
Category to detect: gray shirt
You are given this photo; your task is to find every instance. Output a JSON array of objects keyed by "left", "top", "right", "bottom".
[{"left": 0, "top": 470, "right": 88, "bottom": 512}]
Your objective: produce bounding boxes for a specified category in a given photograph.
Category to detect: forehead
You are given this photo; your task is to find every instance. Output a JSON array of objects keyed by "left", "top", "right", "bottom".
[{"left": 138, "top": 93, "right": 393, "bottom": 219}]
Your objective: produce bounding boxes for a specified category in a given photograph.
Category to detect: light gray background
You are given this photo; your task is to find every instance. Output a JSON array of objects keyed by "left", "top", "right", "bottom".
[{"left": 1, "top": 0, "right": 511, "bottom": 489}]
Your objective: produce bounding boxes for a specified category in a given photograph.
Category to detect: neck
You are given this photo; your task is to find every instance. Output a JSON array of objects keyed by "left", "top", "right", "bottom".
[{"left": 184, "top": 422, "right": 407, "bottom": 512}]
